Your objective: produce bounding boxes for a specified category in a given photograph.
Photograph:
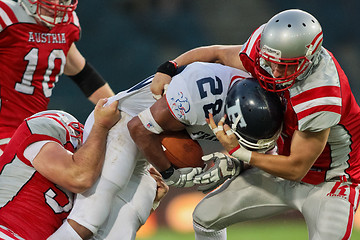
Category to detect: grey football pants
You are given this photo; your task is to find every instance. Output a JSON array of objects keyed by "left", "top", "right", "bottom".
[{"left": 193, "top": 168, "right": 359, "bottom": 240}]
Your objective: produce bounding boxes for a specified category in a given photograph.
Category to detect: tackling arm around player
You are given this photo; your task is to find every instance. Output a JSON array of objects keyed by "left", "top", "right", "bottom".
[
  {"left": 0, "top": 99, "right": 120, "bottom": 240},
  {"left": 33, "top": 99, "right": 120, "bottom": 193},
  {"left": 207, "top": 113, "right": 330, "bottom": 182}
]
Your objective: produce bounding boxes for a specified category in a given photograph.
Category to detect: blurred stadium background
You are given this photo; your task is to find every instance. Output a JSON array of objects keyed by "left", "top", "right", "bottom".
[{"left": 48, "top": 0, "right": 360, "bottom": 238}]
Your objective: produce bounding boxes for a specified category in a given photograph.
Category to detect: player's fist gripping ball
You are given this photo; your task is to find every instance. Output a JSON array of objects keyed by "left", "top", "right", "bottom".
[{"left": 160, "top": 130, "right": 204, "bottom": 168}]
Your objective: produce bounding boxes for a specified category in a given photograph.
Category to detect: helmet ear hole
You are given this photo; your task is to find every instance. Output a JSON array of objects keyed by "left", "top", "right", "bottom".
[{"left": 225, "top": 78, "right": 284, "bottom": 152}]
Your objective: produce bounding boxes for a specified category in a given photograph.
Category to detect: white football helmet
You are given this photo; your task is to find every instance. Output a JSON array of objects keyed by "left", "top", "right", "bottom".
[
  {"left": 19, "top": 0, "right": 78, "bottom": 27},
  {"left": 254, "top": 9, "right": 323, "bottom": 92},
  {"left": 30, "top": 110, "right": 84, "bottom": 150}
]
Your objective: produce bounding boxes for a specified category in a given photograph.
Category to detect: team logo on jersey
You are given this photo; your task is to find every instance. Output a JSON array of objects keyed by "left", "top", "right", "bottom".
[{"left": 169, "top": 92, "right": 190, "bottom": 119}]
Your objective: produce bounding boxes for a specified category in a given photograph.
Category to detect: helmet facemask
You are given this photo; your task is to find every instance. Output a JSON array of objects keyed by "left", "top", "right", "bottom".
[
  {"left": 57, "top": 113, "right": 84, "bottom": 149},
  {"left": 255, "top": 42, "right": 311, "bottom": 92},
  {"left": 20, "top": 0, "right": 78, "bottom": 27}
]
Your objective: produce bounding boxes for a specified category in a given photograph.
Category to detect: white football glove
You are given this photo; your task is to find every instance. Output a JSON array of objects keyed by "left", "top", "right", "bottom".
[
  {"left": 194, "top": 152, "right": 244, "bottom": 193},
  {"left": 164, "top": 167, "right": 202, "bottom": 188}
]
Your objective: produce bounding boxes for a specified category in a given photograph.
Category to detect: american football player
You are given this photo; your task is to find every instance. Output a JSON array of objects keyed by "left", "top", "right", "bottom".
[
  {"left": 50, "top": 62, "right": 279, "bottom": 240},
  {"left": 0, "top": 99, "right": 120, "bottom": 240},
  {"left": 0, "top": 0, "right": 114, "bottom": 155},
  {"left": 150, "top": 9, "right": 360, "bottom": 240}
]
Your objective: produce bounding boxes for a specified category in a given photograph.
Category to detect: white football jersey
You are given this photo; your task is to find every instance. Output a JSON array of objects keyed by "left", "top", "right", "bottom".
[{"left": 166, "top": 62, "right": 251, "bottom": 142}]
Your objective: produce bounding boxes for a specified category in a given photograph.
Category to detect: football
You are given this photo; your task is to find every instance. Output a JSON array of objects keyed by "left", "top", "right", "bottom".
[{"left": 160, "top": 130, "right": 204, "bottom": 169}]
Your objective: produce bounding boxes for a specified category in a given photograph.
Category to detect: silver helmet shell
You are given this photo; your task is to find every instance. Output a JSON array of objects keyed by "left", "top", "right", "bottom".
[
  {"left": 30, "top": 110, "right": 84, "bottom": 150},
  {"left": 254, "top": 9, "right": 323, "bottom": 92}
]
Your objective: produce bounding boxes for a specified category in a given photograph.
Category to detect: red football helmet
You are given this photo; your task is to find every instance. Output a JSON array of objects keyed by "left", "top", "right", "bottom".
[
  {"left": 19, "top": 0, "right": 78, "bottom": 27},
  {"left": 254, "top": 9, "right": 323, "bottom": 92}
]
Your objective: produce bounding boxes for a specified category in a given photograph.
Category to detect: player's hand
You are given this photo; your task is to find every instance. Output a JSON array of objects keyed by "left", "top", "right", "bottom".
[
  {"left": 149, "top": 167, "right": 169, "bottom": 209},
  {"left": 206, "top": 113, "right": 239, "bottom": 152},
  {"left": 194, "top": 152, "right": 244, "bottom": 193},
  {"left": 93, "top": 98, "right": 121, "bottom": 130},
  {"left": 150, "top": 72, "right": 171, "bottom": 100},
  {"left": 207, "top": 113, "right": 252, "bottom": 163},
  {"left": 164, "top": 167, "right": 202, "bottom": 188}
]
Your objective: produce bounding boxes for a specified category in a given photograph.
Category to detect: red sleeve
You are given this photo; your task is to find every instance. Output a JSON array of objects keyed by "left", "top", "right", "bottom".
[{"left": 239, "top": 24, "right": 265, "bottom": 76}]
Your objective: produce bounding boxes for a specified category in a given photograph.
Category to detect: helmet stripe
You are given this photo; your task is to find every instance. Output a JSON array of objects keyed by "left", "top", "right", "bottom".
[{"left": 311, "top": 31, "right": 323, "bottom": 54}]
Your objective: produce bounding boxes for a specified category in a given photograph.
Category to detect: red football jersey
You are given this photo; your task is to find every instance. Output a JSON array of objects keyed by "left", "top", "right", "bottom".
[
  {"left": 239, "top": 25, "right": 360, "bottom": 184},
  {"left": 0, "top": 0, "right": 81, "bottom": 139},
  {"left": 0, "top": 115, "right": 76, "bottom": 240}
]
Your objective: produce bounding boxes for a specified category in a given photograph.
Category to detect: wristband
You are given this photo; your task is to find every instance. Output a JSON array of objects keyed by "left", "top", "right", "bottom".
[
  {"left": 230, "top": 145, "right": 252, "bottom": 164},
  {"left": 69, "top": 61, "right": 107, "bottom": 97},
  {"left": 228, "top": 145, "right": 240, "bottom": 155},
  {"left": 157, "top": 60, "right": 178, "bottom": 77},
  {"left": 138, "top": 108, "right": 164, "bottom": 134}
]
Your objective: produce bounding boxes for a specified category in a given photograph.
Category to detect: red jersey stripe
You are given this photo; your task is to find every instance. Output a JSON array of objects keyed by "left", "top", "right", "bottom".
[
  {"left": 342, "top": 184, "right": 359, "bottom": 240},
  {"left": 0, "top": 1, "right": 18, "bottom": 27},
  {"left": 297, "top": 105, "right": 341, "bottom": 121},
  {"left": 291, "top": 85, "right": 341, "bottom": 106}
]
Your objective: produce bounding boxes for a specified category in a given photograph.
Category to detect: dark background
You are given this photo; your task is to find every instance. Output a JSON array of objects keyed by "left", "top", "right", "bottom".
[{"left": 49, "top": 0, "right": 360, "bottom": 123}]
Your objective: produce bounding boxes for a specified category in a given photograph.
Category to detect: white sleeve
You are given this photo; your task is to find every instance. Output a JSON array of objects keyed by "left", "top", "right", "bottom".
[
  {"left": 165, "top": 74, "right": 197, "bottom": 125},
  {"left": 24, "top": 140, "right": 58, "bottom": 164}
]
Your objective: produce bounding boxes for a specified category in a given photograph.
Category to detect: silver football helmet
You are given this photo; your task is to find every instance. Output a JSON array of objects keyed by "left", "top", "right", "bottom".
[
  {"left": 30, "top": 110, "right": 83, "bottom": 150},
  {"left": 19, "top": 0, "right": 78, "bottom": 27},
  {"left": 254, "top": 9, "right": 323, "bottom": 92}
]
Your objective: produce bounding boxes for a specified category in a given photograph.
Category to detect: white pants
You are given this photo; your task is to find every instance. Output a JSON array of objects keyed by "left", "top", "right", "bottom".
[
  {"left": 67, "top": 112, "right": 157, "bottom": 239},
  {"left": 193, "top": 168, "right": 360, "bottom": 240}
]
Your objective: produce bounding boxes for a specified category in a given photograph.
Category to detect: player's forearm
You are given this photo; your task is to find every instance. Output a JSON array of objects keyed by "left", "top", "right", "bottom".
[
  {"left": 127, "top": 117, "right": 171, "bottom": 172},
  {"left": 173, "top": 45, "right": 223, "bottom": 66},
  {"left": 173, "top": 45, "right": 244, "bottom": 69},
  {"left": 250, "top": 152, "right": 310, "bottom": 181},
  {"left": 88, "top": 83, "right": 115, "bottom": 104},
  {"left": 71, "top": 123, "right": 109, "bottom": 192}
]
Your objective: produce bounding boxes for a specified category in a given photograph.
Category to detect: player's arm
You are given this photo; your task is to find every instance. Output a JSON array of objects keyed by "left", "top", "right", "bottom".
[
  {"left": 250, "top": 129, "right": 330, "bottom": 181},
  {"left": 64, "top": 43, "right": 115, "bottom": 103},
  {"left": 151, "top": 45, "right": 245, "bottom": 98},
  {"left": 33, "top": 99, "right": 120, "bottom": 193},
  {"left": 128, "top": 97, "right": 202, "bottom": 187},
  {"left": 127, "top": 97, "right": 185, "bottom": 171},
  {"left": 208, "top": 114, "right": 330, "bottom": 181}
]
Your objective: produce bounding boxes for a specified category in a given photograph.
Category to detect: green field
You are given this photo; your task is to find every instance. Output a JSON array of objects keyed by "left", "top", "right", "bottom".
[{"left": 137, "top": 220, "right": 360, "bottom": 240}]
